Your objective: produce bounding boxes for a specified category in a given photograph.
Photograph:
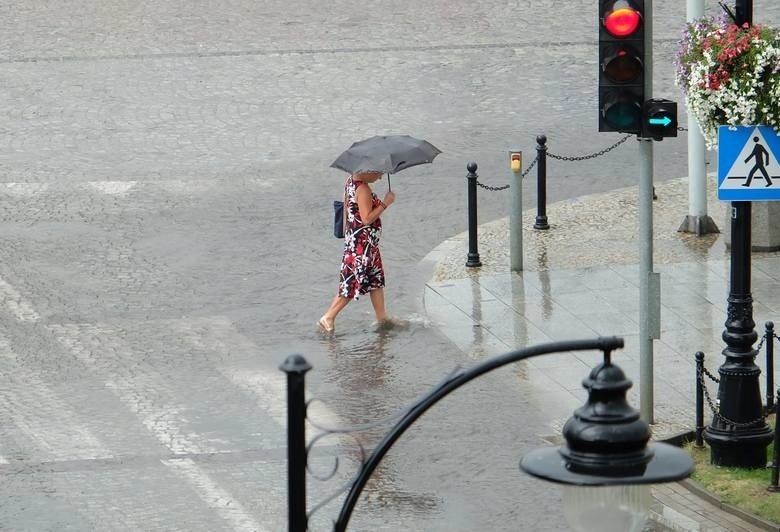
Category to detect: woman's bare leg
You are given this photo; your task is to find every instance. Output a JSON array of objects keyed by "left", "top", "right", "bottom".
[
  {"left": 369, "top": 288, "right": 387, "bottom": 323},
  {"left": 319, "top": 295, "right": 349, "bottom": 332}
]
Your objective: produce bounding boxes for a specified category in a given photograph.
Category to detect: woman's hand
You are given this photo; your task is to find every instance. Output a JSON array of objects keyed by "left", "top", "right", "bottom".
[{"left": 383, "top": 191, "right": 396, "bottom": 207}]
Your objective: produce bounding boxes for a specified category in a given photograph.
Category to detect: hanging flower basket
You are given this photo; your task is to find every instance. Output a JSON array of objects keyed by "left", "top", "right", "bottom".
[{"left": 674, "top": 16, "right": 780, "bottom": 149}]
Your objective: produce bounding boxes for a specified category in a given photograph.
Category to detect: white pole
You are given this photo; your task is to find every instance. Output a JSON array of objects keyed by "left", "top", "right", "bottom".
[
  {"left": 680, "top": 0, "right": 719, "bottom": 234},
  {"left": 688, "top": 0, "right": 705, "bottom": 217},
  {"left": 510, "top": 151, "right": 523, "bottom": 272}
]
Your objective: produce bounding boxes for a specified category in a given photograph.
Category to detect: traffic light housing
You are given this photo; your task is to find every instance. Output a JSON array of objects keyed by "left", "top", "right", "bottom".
[
  {"left": 599, "top": 0, "right": 645, "bottom": 133},
  {"left": 642, "top": 99, "right": 678, "bottom": 140}
]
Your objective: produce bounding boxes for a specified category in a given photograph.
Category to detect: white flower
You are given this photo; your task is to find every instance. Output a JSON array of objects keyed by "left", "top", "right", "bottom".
[{"left": 675, "top": 17, "right": 780, "bottom": 148}]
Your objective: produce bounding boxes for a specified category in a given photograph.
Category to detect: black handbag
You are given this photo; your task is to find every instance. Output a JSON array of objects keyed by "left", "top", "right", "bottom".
[{"left": 333, "top": 200, "right": 344, "bottom": 238}]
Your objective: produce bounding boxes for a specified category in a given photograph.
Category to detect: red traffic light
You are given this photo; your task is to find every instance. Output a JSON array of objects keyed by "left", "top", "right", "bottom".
[{"left": 604, "top": 5, "right": 641, "bottom": 37}]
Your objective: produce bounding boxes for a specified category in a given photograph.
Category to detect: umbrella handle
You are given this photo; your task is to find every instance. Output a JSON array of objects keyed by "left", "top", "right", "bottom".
[{"left": 387, "top": 173, "right": 391, "bottom": 192}]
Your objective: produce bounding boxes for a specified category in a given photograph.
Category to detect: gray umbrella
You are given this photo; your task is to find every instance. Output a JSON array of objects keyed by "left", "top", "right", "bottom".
[{"left": 330, "top": 135, "right": 442, "bottom": 189}]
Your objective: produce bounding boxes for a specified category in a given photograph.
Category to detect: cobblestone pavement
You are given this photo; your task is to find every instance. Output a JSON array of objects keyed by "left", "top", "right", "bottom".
[{"left": 1, "top": 1, "right": 780, "bottom": 531}]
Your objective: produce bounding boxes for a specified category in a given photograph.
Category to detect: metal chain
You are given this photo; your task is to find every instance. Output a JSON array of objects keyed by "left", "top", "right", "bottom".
[
  {"left": 547, "top": 134, "right": 632, "bottom": 162},
  {"left": 697, "top": 367, "right": 769, "bottom": 427},
  {"left": 701, "top": 365, "right": 720, "bottom": 384},
  {"left": 520, "top": 154, "right": 539, "bottom": 179},
  {"left": 756, "top": 334, "right": 766, "bottom": 353},
  {"left": 476, "top": 181, "right": 510, "bottom": 192},
  {"left": 698, "top": 367, "right": 720, "bottom": 413},
  {"left": 475, "top": 134, "right": 631, "bottom": 190},
  {"left": 475, "top": 154, "right": 540, "bottom": 191}
]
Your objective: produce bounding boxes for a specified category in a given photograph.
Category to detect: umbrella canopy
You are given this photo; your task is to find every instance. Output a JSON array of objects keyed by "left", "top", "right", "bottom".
[{"left": 330, "top": 135, "right": 442, "bottom": 175}]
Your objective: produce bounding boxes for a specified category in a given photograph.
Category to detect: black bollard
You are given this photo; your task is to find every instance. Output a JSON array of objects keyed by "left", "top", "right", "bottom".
[
  {"left": 534, "top": 135, "right": 550, "bottom": 230},
  {"left": 280, "top": 354, "right": 312, "bottom": 532},
  {"left": 695, "top": 352, "right": 705, "bottom": 448},
  {"left": 770, "top": 389, "right": 780, "bottom": 493},
  {"left": 767, "top": 322, "right": 775, "bottom": 413},
  {"left": 466, "top": 162, "right": 482, "bottom": 268}
]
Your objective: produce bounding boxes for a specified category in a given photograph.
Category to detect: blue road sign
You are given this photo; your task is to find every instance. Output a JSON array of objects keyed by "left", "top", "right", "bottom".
[{"left": 718, "top": 125, "right": 780, "bottom": 201}]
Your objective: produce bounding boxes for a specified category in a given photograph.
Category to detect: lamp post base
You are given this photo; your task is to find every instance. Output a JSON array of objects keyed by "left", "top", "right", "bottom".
[
  {"left": 704, "top": 424, "right": 773, "bottom": 468},
  {"left": 677, "top": 214, "right": 719, "bottom": 235}
]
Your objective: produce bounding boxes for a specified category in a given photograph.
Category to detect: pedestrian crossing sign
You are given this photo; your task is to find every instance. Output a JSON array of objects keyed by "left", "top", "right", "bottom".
[{"left": 718, "top": 125, "right": 780, "bottom": 201}]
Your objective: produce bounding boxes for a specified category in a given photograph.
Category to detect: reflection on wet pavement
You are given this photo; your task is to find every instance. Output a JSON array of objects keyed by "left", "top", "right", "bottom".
[{"left": 424, "top": 176, "right": 780, "bottom": 530}]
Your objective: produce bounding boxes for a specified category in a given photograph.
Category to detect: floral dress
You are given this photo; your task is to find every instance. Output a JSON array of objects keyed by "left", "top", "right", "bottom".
[{"left": 339, "top": 177, "right": 385, "bottom": 299}]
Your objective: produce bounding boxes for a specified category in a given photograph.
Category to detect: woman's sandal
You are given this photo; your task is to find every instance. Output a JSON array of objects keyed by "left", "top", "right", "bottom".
[{"left": 317, "top": 316, "right": 335, "bottom": 333}]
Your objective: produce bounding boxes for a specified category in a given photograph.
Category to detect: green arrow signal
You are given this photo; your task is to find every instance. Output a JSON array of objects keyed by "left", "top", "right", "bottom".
[{"left": 649, "top": 116, "right": 672, "bottom": 127}]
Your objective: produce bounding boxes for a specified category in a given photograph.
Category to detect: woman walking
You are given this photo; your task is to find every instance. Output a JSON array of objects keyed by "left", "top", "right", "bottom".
[{"left": 318, "top": 170, "right": 395, "bottom": 333}]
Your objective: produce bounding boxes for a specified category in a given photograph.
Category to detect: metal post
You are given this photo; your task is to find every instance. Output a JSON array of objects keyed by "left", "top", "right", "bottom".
[
  {"left": 509, "top": 151, "right": 523, "bottom": 272},
  {"left": 280, "top": 354, "right": 312, "bottom": 532},
  {"left": 735, "top": 0, "right": 753, "bottom": 25},
  {"left": 767, "top": 322, "right": 775, "bottom": 413},
  {"left": 769, "top": 389, "right": 780, "bottom": 492},
  {"left": 695, "top": 352, "right": 705, "bottom": 448},
  {"left": 678, "top": 0, "right": 719, "bottom": 236},
  {"left": 638, "top": 0, "right": 659, "bottom": 425},
  {"left": 703, "top": 3, "right": 773, "bottom": 469},
  {"left": 534, "top": 136, "right": 549, "bottom": 230},
  {"left": 704, "top": 202, "right": 773, "bottom": 466},
  {"left": 639, "top": 137, "right": 658, "bottom": 425},
  {"left": 466, "top": 162, "right": 482, "bottom": 268}
]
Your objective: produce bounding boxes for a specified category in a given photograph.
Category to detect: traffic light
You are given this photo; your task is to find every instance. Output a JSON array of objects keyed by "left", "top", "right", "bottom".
[
  {"left": 599, "top": 0, "right": 645, "bottom": 133},
  {"left": 642, "top": 99, "right": 678, "bottom": 140}
]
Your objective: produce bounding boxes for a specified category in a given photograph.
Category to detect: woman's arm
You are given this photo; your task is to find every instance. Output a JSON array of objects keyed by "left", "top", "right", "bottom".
[{"left": 356, "top": 184, "right": 393, "bottom": 225}]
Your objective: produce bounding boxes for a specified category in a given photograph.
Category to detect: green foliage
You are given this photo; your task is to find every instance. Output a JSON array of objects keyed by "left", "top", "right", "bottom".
[{"left": 674, "top": 16, "right": 780, "bottom": 148}]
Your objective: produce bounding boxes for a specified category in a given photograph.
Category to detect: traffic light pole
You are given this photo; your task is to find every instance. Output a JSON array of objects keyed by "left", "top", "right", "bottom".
[
  {"left": 638, "top": 138, "right": 658, "bottom": 424},
  {"left": 703, "top": 0, "right": 773, "bottom": 468},
  {"left": 638, "top": 0, "right": 659, "bottom": 424}
]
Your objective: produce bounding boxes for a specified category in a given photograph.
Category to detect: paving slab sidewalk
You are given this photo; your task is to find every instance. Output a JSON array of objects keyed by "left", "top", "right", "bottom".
[{"left": 422, "top": 177, "right": 780, "bottom": 531}]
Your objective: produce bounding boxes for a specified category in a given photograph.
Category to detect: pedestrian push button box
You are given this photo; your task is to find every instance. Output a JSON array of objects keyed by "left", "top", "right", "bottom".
[{"left": 510, "top": 152, "right": 522, "bottom": 173}]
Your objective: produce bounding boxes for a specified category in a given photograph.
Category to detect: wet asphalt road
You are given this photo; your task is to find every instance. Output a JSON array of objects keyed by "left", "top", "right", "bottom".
[{"left": 1, "top": 1, "right": 779, "bottom": 531}]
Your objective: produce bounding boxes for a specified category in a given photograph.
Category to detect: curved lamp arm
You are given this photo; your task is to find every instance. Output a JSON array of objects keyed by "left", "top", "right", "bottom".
[{"left": 334, "top": 336, "right": 624, "bottom": 531}]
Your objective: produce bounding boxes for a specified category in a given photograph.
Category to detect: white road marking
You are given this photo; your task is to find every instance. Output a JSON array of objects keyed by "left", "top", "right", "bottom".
[
  {"left": 50, "top": 323, "right": 214, "bottom": 456},
  {"left": 0, "top": 179, "right": 276, "bottom": 198},
  {"left": 177, "top": 317, "right": 342, "bottom": 431},
  {"left": 0, "top": 183, "right": 50, "bottom": 196},
  {"left": 85, "top": 181, "right": 137, "bottom": 195},
  {"left": 0, "top": 275, "right": 40, "bottom": 322},
  {"left": 0, "top": 332, "right": 112, "bottom": 462},
  {"left": 162, "top": 457, "right": 271, "bottom": 532}
]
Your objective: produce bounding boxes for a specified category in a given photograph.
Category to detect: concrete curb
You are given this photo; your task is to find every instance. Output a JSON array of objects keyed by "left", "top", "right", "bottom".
[
  {"left": 680, "top": 479, "right": 780, "bottom": 532},
  {"left": 661, "top": 430, "right": 780, "bottom": 531}
]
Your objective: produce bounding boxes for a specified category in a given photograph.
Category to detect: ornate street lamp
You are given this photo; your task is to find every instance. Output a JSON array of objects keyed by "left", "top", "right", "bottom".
[
  {"left": 282, "top": 336, "right": 694, "bottom": 531},
  {"left": 520, "top": 348, "right": 693, "bottom": 531}
]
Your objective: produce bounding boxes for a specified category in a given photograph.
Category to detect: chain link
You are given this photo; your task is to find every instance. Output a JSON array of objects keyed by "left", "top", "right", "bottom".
[
  {"left": 697, "top": 366, "right": 769, "bottom": 427},
  {"left": 547, "top": 134, "right": 632, "bottom": 162},
  {"left": 756, "top": 334, "right": 766, "bottom": 353},
  {"left": 475, "top": 154, "right": 540, "bottom": 191},
  {"left": 520, "top": 154, "right": 539, "bottom": 179},
  {"left": 476, "top": 181, "right": 510, "bottom": 192},
  {"left": 475, "top": 134, "right": 630, "bottom": 191},
  {"left": 701, "top": 365, "right": 720, "bottom": 384},
  {"left": 698, "top": 366, "right": 720, "bottom": 414}
]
